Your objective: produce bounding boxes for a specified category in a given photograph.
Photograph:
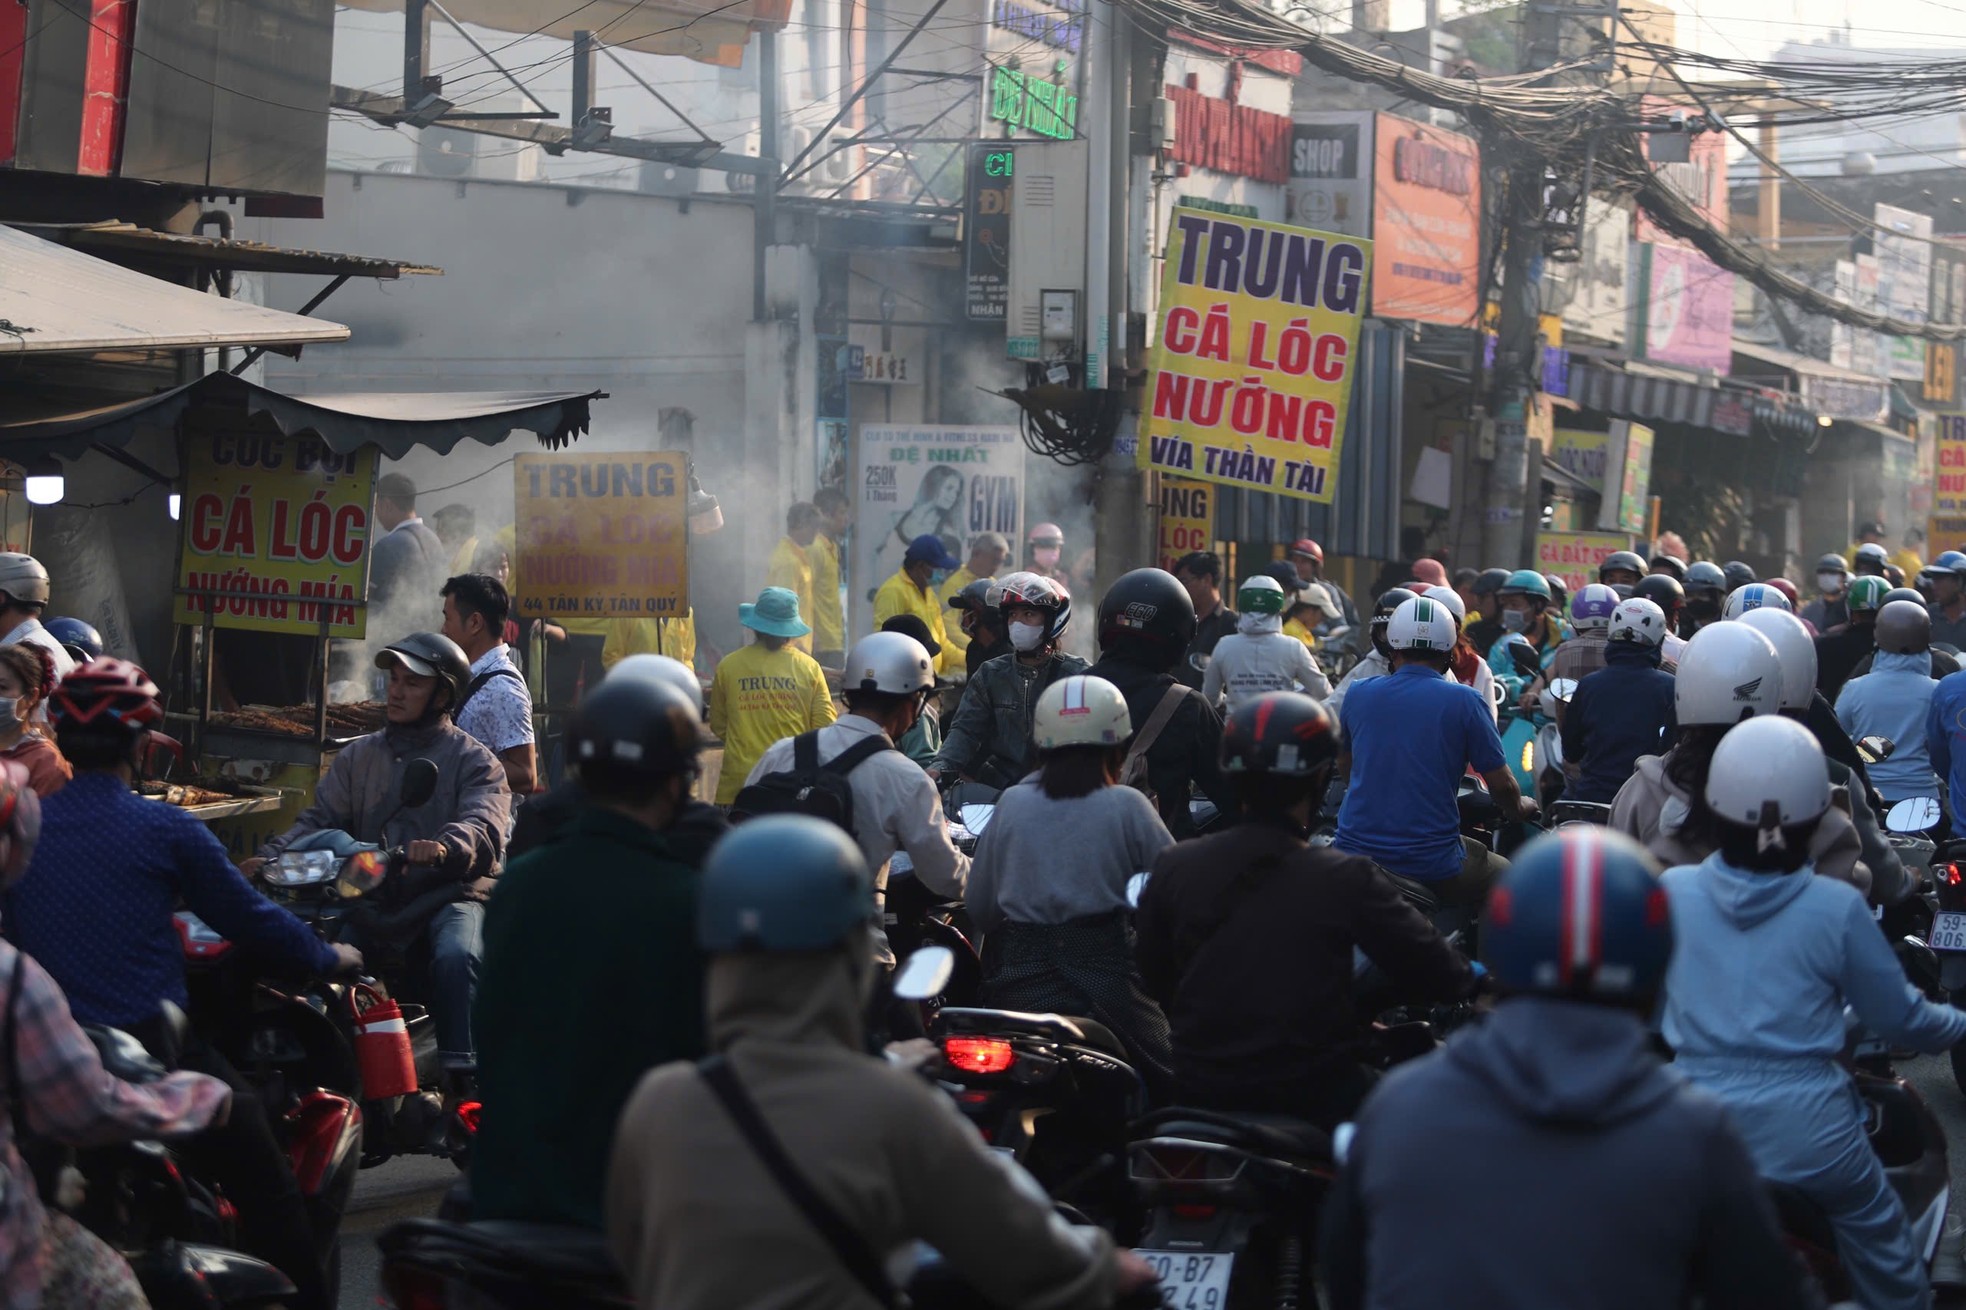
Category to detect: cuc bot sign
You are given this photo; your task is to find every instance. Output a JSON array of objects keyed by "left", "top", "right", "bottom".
[{"left": 513, "top": 452, "right": 689, "bottom": 618}]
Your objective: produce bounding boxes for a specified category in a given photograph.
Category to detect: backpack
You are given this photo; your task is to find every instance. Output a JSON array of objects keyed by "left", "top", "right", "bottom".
[
  {"left": 730, "top": 730, "right": 894, "bottom": 834},
  {"left": 1118, "top": 684, "right": 1191, "bottom": 808}
]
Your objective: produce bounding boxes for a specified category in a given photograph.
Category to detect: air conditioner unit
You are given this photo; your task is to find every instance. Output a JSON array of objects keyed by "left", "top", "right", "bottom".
[{"left": 1006, "top": 140, "right": 1088, "bottom": 362}]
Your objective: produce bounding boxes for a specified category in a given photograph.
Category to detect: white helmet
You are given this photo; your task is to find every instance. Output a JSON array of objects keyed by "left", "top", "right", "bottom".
[
  {"left": 1607, "top": 598, "right": 1668, "bottom": 648},
  {"left": 1033, "top": 675, "right": 1132, "bottom": 751},
  {"left": 1421, "top": 585, "right": 1466, "bottom": 623},
  {"left": 842, "top": 632, "right": 935, "bottom": 696},
  {"left": 1674, "top": 622, "right": 1781, "bottom": 726},
  {"left": 607, "top": 653, "right": 705, "bottom": 716},
  {"left": 1722, "top": 582, "right": 1793, "bottom": 620},
  {"left": 1733, "top": 608, "right": 1816, "bottom": 712},
  {"left": 0, "top": 554, "right": 49, "bottom": 607},
  {"left": 1386, "top": 595, "right": 1458, "bottom": 653},
  {"left": 1704, "top": 716, "right": 1830, "bottom": 835}
]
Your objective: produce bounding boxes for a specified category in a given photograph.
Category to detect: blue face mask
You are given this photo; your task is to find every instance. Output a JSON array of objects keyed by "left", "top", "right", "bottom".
[{"left": 929, "top": 569, "right": 950, "bottom": 588}]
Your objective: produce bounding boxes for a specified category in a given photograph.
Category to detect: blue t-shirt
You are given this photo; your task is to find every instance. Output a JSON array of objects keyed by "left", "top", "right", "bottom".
[{"left": 1336, "top": 664, "right": 1506, "bottom": 880}]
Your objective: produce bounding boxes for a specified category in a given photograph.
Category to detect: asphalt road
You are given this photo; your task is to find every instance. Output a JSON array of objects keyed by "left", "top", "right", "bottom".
[{"left": 338, "top": 1155, "right": 458, "bottom": 1309}]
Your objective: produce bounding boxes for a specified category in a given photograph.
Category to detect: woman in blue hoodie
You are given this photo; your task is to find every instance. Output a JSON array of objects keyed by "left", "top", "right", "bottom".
[{"left": 1661, "top": 714, "right": 1966, "bottom": 1310}]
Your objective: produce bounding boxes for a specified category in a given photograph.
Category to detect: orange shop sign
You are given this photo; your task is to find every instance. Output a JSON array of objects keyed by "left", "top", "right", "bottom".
[{"left": 1369, "top": 114, "right": 1481, "bottom": 327}]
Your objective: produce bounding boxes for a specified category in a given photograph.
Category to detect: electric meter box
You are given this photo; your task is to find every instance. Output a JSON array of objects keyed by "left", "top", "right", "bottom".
[{"left": 1007, "top": 140, "right": 1089, "bottom": 363}]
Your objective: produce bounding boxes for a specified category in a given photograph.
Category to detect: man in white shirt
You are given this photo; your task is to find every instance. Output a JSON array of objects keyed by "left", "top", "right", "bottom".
[
  {"left": 0, "top": 553, "right": 76, "bottom": 683},
  {"left": 440, "top": 572, "right": 537, "bottom": 794},
  {"left": 1204, "top": 576, "right": 1331, "bottom": 713}
]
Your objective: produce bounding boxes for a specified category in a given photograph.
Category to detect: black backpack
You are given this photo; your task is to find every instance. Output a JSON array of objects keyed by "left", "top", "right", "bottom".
[{"left": 730, "top": 731, "right": 893, "bottom": 834}]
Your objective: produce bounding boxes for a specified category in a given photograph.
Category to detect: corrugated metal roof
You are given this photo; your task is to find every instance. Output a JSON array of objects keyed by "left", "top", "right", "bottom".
[
  {"left": 0, "top": 226, "right": 350, "bottom": 356},
  {"left": 12, "top": 223, "right": 441, "bottom": 279}
]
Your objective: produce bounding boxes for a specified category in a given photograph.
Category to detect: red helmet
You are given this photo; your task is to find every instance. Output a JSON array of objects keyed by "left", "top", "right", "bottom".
[
  {"left": 50, "top": 657, "right": 163, "bottom": 737},
  {"left": 1287, "top": 538, "right": 1323, "bottom": 565},
  {"left": 1764, "top": 576, "right": 1801, "bottom": 608}
]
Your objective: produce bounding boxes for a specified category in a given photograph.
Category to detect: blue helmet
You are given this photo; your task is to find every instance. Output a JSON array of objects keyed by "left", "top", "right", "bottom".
[
  {"left": 699, "top": 816, "right": 874, "bottom": 953},
  {"left": 1930, "top": 550, "right": 1966, "bottom": 576},
  {"left": 1483, "top": 827, "right": 1671, "bottom": 1002},
  {"left": 43, "top": 617, "right": 102, "bottom": 664}
]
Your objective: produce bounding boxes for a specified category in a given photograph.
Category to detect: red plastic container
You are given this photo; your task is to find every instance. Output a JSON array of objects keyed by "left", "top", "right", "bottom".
[{"left": 349, "top": 984, "right": 418, "bottom": 1099}]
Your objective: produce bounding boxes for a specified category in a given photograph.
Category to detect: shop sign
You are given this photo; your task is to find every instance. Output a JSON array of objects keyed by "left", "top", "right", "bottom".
[
  {"left": 1286, "top": 114, "right": 1370, "bottom": 236},
  {"left": 1876, "top": 203, "right": 1933, "bottom": 384},
  {"left": 991, "top": 0, "right": 1082, "bottom": 52},
  {"left": 1603, "top": 419, "right": 1655, "bottom": 536},
  {"left": 1546, "top": 198, "right": 1629, "bottom": 346},
  {"left": 964, "top": 144, "right": 1014, "bottom": 321},
  {"left": 1927, "top": 343, "right": 1959, "bottom": 407},
  {"left": 988, "top": 62, "right": 1077, "bottom": 141},
  {"left": 1632, "top": 243, "right": 1732, "bottom": 372},
  {"left": 1139, "top": 209, "right": 1373, "bottom": 503},
  {"left": 512, "top": 452, "right": 688, "bottom": 619},
  {"left": 1535, "top": 529, "right": 1634, "bottom": 595},
  {"left": 1156, "top": 477, "right": 1214, "bottom": 573},
  {"left": 1801, "top": 372, "right": 1891, "bottom": 424},
  {"left": 1550, "top": 428, "right": 1608, "bottom": 498},
  {"left": 174, "top": 433, "right": 376, "bottom": 639},
  {"left": 1165, "top": 76, "right": 1292, "bottom": 184},
  {"left": 1370, "top": 114, "right": 1480, "bottom": 327},
  {"left": 1932, "top": 413, "right": 1966, "bottom": 555}
]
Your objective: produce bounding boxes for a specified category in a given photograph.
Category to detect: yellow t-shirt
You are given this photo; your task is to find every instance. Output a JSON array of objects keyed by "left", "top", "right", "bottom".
[
  {"left": 600, "top": 611, "right": 698, "bottom": 675},
  {"left": 1892, "top": 548, "right": 1926, "bottom": 579},
  {"left": 811, "top": 534, "right": 845, "bottom": 656},
  {"left": 873, "top": 570, "right": 952, "bottom": 672},
  {"left": 936, "top": 567, "right": 980, "bottom": 664},
  {"left": 1283, "top": 617, "right": 1320, "bottom": 650},
  {"left": 708, "top": 641, "right": 837, "bottom": 804},
  {"left": 765, "top": 537, "right": 816, "bottom": 655}
]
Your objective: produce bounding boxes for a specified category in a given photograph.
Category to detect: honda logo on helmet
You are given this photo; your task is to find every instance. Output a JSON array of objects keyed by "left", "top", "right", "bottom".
[{"left": 1732, "top": 677, "right": 1764, "bottom": 702}]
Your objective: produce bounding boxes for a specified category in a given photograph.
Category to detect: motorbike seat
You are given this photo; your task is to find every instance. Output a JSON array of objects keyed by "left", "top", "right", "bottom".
[
  {"left": 380, "top": 1217, "right": 621, "bottom": 1286},
  {"left": 939, "top": 1008, "right": 1131, "bottom": 1060},
  {"left": 1135, "top": 1107, "right": 1333, "bottom": 1163}
]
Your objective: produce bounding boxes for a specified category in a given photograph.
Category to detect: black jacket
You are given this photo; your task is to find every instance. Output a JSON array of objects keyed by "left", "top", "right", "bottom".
[
  {"left": 1814, "top": 623, "right": 1875, "bottom": 703},
  {"left": 508, "top": 780, "right": 728, "bottom": 868},
  {"left": 1135, "top": 821, "right": 1471, "bottom": 1105},
  {"left": 1084, "top": 653, "right": 1232, "bottom": 837},
  {"left": 1177, "top": 605, "right": 1240, "bottom": 690},
  {"left": 1560, "top": 642, "right": 1676, "bottom": 804},
  {"left": 1466, "top": 615, "right": 1503, "bottom": 655},
  {"left": 965, "top": 633, "right": 1014, "bottom": 679},
  {"left": 1321, "top": 996, "right": 1821, "bottom": 1310}
]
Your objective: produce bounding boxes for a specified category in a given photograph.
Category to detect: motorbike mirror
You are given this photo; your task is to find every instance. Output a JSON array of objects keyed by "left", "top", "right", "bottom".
[
  {"left": 1126, "top": 871, "right": 1150, "bottom": 908},
  {"left": 1899, "top": 936, "right": 1943, "bottom": 997},
  {"left": 399, "top": 758, "right": 440, "bottom": 809},
  {"left": 958, "top": 803, "right": 995, "bottom": 834},
  {"left": 1189, "top": 652, "right": 1211, "bottom": 673},
  {"left": 1859, "top": 735, "right": 1896, "bottom": 763},
  {"left": 1548, "top": 677, "right": 1579, "bottom": 704},
  {"left": 1509, "top": 644, "right": 1542, "bottom": 679},
  {"left": 892, "top": 946, "right": 954, "bottom": 1002},
  {"left": 1491, "top": 679, "right": 1508, "bottom": 708},
  {"left": 1886, "top": 796, "right": 1942, "bottom": 834}
]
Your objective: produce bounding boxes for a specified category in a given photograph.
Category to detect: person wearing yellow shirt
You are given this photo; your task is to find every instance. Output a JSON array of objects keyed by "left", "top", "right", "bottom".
[
  {"left": 874, "top": 535, "right": 961, "bottom": 674},
  {"left": 1282, "top": 582, "right": 1341, "bottom": 650},
  {"left": 765, "top": 503, "right": 821, "bottom": 655},
  {"left": 936, "top": 531, "right": 1009, "bottom": 670},
  {"left": 708, "top": 587, "right": 836, "bottom": 805},
  {"left": 602, "top": 611, "right": 698, "bottom": 677},
  {"left": 811, "top": 488, "right": 852, "bottom": 665},
  {"left": 1892, "top": 527, "right": 1927, "bottom": 582}
]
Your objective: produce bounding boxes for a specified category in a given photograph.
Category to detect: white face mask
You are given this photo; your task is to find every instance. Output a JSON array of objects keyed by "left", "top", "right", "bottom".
[
  {"left": 1818, "top": 573, "right": 1844, "bottom": 595},
  {"left": 1009, "top": 621, "right": 1047, "bottom": 652}
]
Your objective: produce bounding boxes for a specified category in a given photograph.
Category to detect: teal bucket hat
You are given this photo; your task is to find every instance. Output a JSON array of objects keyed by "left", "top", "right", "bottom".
[{"left": 740, "top": 586, "right": 812, "bottom": 639}]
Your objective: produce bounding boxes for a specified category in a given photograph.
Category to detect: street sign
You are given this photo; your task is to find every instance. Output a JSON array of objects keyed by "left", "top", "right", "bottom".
[{"left": 964, "top": 143, "right": 1015, "bottom": 322}]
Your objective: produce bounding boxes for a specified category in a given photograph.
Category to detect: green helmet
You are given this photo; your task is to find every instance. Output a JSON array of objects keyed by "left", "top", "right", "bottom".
[
  {"left": 1846, "top": 576, "right": 1891, "bottom": 614},
  {"left": 1237, "top": 575, "right": 1288, "bottom": 616},
  {"left": 1498, "top": 569, "right": 1553, "bottom": 602}
]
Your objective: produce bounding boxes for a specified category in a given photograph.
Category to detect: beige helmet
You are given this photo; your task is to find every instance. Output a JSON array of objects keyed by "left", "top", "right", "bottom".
[
  {"left": 1032, "top": 675, "right": 1133, "bottom": 751},
  {"left": 0, "top": 554, "right": 49, "bottom": 608}
]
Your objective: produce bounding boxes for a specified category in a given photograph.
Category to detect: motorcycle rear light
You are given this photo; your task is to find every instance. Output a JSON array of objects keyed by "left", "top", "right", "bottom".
[
  {"left": 1946, "top": 864, "right": 1962, "bottom": 887},
  {"left": 453, "top": 1100, "right": 482, "bottom": 1134},
  {"left": 382, "top": 1266, "right": 450, "bottom": 1310},
  {"left": 944, "top": 1037, "right": 1016, "bottom": 1075},
  {"left": 1173, "top": 1203, "right": 1219, "bottom": 1220}
]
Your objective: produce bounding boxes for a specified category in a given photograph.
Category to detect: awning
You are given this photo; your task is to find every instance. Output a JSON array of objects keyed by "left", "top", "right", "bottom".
[
  {"left": 1571, "top": 363, "right": 1753, "bottom": 436},
  {"left": 0, "top": 226, "right": 350, "bottom": 357},
  {"left": 1731, "top": 339, "right": 1891, "bottom": 424},
  {"left": 1541, "top": 457, "right": 1599, "bottom": 497},
  {"left": 10, "top": 223, "right": 442, "bottom": 280},
  {"left": 0, "top": 373, "right": 602, "bottom": 460}
]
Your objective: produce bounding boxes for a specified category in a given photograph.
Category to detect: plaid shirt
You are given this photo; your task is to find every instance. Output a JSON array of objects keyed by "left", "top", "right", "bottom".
[{"left": 0, "top": 941, "right": 227, "bottom": 1306}]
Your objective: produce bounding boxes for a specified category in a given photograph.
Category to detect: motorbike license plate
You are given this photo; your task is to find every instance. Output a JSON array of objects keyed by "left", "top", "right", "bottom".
[
  {"left": 1134, "top": 1250, "right": 1233, "bottom": 1310},
  {"left": 1930, "top": 911, "right": 1966, "bottom": 952}
]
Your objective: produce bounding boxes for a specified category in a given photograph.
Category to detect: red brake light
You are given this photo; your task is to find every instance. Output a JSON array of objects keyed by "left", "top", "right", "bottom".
[
  {"left": 1947, "top": 863, "right": 1962, "bottom": 887},
  {"left": 453, "top": 1100, "right": 482, "bottom": 1134},
  {"left": 1173, "top": 1203, "right": 1219, "bottom": 1220},
  {"left": 381, "top": 1266, "right": 451, "bottom": 1310},
  {"left": 944, "top": 1037, "right": 1015, "bottom": 1075}
]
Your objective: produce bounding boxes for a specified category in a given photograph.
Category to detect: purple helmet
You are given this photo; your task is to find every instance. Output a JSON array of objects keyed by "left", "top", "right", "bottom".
[{"left": 1569, "top": 582, "right": 1621, "bottom": 633}]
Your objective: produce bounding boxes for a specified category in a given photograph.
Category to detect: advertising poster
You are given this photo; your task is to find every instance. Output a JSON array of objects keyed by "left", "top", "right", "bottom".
[
  {"left": 1139, "top": 208, "right": 1372, "bottom": 503},
  {"left": 512, "top": 452, "right": 688, "bottom": 619},
  {"left": 1634, "top": 244, "right": 1732, "bottom": 372},
  {"left": 1547, "top": 199, "right": 1630, "bottom": 346},
  {"left": 1370, "top": 114, "right": 1480, "bottom": 326},
  {"left": 1932, "top": 413, "right": 1966, "bottom": 555},
  {"left": 1607, "top": 419, "right": 1655, "bottom": 536},
  {"left": 174, "top": 433, "right": 377, "bottom": 638},
  {"left": 1536, "top": 530, "right": 1635, "bottom": 595},
  {"left": 1156, "top": 477, "right": 1215, "bottom": 573},
  {"left": 1876, "top": 202, "right": 1934, "bottom": 384},
  {"left": 854, "top": 425, "right": 1023, "bottom": 639}
]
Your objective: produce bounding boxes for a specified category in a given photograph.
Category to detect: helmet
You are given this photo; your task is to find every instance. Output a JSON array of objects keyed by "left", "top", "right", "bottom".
[
  {"left": 0, "top": 554, "right": 49, "bottom": 608},
  {"left": 607, "top": 654, "right": 705, "bottom": 716},
  {"left": 1497, "top": 569, "right": 1552, "bottom": 602},
  {"left": 1482, "top": 827, "right": 1669, "bottom": 1002},
  {"left": 1673, "top": 622, "right": 1781, "bottom": 726},
  {"left": 48, "top": 657, "right": 163, "bottom": 740},
  {"left": 1704, "top": 716, "right": 1830, "bottom": 835},
  {"left": 1221, "top": 692, "right": 1339, "bottom": 777},
  {"left": 1472, "top": 567, "right": 1511, "bottom": 598},
  {"left": 1097, "top": 569, "right": 1196, "bottom": 667},
  {"left": 1287, "top": 538, "right": 1323, "bottom": 565},
  {"left": 1876, "top": 599, "right": 1932, "bottom": 654},
  {"left": 1570, "top": 583, "right": 1621, "bottom": 632},
  {"left": 42, "top": 617, "right": 102, "bottom": 664},
  {"left": 1386, "top": 595, "right": 1458, "bottom": 652},
  {"left": 949, "top": 577, "right": 996, "bottom": 614},
  {"left": 1685, "top": 561, "right": 1726, "bottom": 596},
  {"left": 1883, "top": 587, "right": 1928, "bottom": 611},
  {"left": 1422, "top": 585, "right": 1466, "bottom": 623},
  {"left": 1027, "top": 521, "right": 1064, "bottom": 546},
  {"left": 990, "top": 571, "right": 1071, "bottom": 642},
  {"left": 1633, "top": 573, "right": 1684, "bottom": 614},
  {"left": 698, "top": 816, "right": 874, "bottom": 952},
  {"left": 1853, "top": 542, "right": 1890, "bottom": 575},
  {"left": 1237, "top": 575, "right": 1289, "bottom": 616},
  {"left": 1607, "top": 598, "right": 1668, "bottom": 647},
  {"left": 569, "top": 676, "right": 703, "bottom": 779},
  {"left": 1765, "top": 577, "right": 1801, "bottom": 609},
  {"left": 1815, "top": 552, "right": 1849, "bottom": 575},
  {"left": 1847, "top": 576, "right": 1892, "bottom": 614},
  {"left": 1722, "top": 583, "right": 1791, "bottom": 620},
  {"left": 1262, "top": 561, "right": 1302, "bottom": 595},
  {"left": 1722, "top": 561, "right": 1757, "bottom": 592},
  {"left": 375, "top": 632, "right": 471, "bottom": 714},
  {"left": 1734, "top": 609, "right": 1817, "bottom": 712},
  {"left": 1930, "top": 550, "right": 1966, "bottom": 576},
  {"left": 1648, "top": 554, "right": 1689, "bottom": 582},
  {"left": 1372, "top": 587, "right": 1418, "bottom": 628},
  {"left": 1544, "top": 574, "right": 1569, "bottom": 606},
  {"left": 1598, "top": 551, "right": 1647, "bottom": 582},
  {"left": 1032, "top": 675, "right": 1132, "bottom": 751},
  {"left": 842, "top": 632, "right": 935, "bottom": 695}
]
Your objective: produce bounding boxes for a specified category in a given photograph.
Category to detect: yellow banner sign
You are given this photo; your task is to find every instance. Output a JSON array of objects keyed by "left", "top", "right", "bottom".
[
  {"left": 174, "top": 432, "right": 377, "bottom": 638},
  {"left": 513, "top": 452, "right": 688, "bottom": 619},
  {"left": 1932, "top": 413, "right": 1966, "bottom": 555},
  {"left": 1535, "top": 530, "right": 1634, "bottom": 596},
  {"left": 1139, "top": 209, "right": 1372, "bottom": 503},
  {"left": 1156, "top": 477, "right": 1214, "bottom": 573}
]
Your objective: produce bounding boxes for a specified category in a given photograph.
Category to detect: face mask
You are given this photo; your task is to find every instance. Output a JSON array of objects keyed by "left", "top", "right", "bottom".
[
  {"left": 1009, "top": 621, "right": 1046, "bottom": 652},
  {"left": 929, "top": 569, "right": 950, "bottom": 588},
  {"left": 0, "top": 698, "right": 20, "bottom": 732},
  {"left": 1033, "top": 546, "right": 1061, "bottom": 570},
  {"left": 1500, "top": 609, "right": 1529, "bottom": 633},
  {"left": 1818, "top": 573, "right": 1844, "bottom": 595},
  {"left": 1687, "top": 596, "right": 1720, "bottom": 619}
]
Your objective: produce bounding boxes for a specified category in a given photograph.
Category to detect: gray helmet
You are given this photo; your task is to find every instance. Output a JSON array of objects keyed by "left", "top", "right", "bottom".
[
  {"left": 375, "top": 632, "right": 472, "bottom": 714},
  {"left": 1853, "top": 543, "right": 1890, "bottom": 575},
  {"left": 698, "top": 816, "right": 874, "bottom": 952},
  {"left": 1815, "top": 552, "right": 1849, "bottom": 575},
  {"left": 1883, "top": 587, "right": 1928, "bottom": 611},
  {"left": 1599, "top": 551, "right": 1647, "bottom": 581},
  {"left": 1876, "top": 600, "right": 1932, "bottom": 654},
  {"left": 0, "top": 554, "right": 50, "bottom": 608}
]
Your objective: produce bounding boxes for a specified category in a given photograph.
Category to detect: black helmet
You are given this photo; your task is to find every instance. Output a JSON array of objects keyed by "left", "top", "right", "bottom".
[
  {"left": 1722, "top": 561, "right": 1757, "bottom": 592},
  {"left": 375, "top": 632, "right": 471, "bottom": 716},
  {"left": 1599, "top": 551, "right": 1646, "bottom": 582},
  {"left": 948, "top": 577, "right": 995, "bottom": 614},
  {"left": 1876, "top": 600, "right": 1932, "bottom": 655},
  {"left": 1221, "top": 692, "right": 1340, "bottom": 777},
  {"left": 1373, "top": 587, "right": 1419, "bottom": 625},
  {"left": 1473, "top": 567, "right": 1511, "bottom": 598},
  {"left": 1883, "top": 586, "right": 1928, "bottom": 611},
  {"left": 1098, "top": 568, "right": 1197, "bottom": 670},
  {"left": 569, "top": 676, "right": 703, "bottom": 781},
  {"left": 1648, "top": 554, "right": 1689, "bottom": 582},
  {"left": 1685, "top": 561, "right": 1726, "bottom": 595},
  {"left": 1632, "top": 573, "right": 1684, "bottom": 614},
  {"left": 1262, "top": 561, "right": 1302, "bottom": 594}
]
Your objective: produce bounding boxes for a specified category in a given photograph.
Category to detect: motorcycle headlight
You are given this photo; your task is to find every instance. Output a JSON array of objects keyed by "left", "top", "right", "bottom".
[{"left": 267, "top": 850, "right": 339, "bottom": 887}]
